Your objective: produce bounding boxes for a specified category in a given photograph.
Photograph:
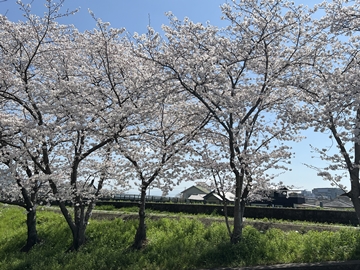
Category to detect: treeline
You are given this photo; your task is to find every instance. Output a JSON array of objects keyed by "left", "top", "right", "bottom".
[{"left": 1, "top": 0, "right": 360, "bottom": 252}]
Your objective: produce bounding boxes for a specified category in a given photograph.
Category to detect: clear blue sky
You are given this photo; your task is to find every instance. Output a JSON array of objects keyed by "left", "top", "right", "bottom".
[{"left": 1, "top": 0, "right": 348, "bottom": 196}]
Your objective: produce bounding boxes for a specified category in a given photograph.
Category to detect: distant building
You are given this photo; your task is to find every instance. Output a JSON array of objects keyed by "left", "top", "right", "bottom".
[
  {"left": 300, "top": 190, "right": 315, "bottom": 198},
  {"left": 203, "top": 191, "right": 235, "bottom": 204},
  {"left": 180, "top": 185, "right": 235, "bottom": 204},
  {"left": 312, "top": 188, "right": 344, "bottom": 200},
  {"left": 180, "top": 185, "right": 210, "bottom": 200}
]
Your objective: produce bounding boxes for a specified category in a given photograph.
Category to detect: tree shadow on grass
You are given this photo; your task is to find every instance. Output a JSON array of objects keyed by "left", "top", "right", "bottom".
[
  {"left": 196, "top": 242, "right": 242, "bottom": 268},
  {"left": 0, "top": 230, "right": 27, "bottom": 256},
  {"left": 196, "top": 240, "right": 268, "bottom": 269}
]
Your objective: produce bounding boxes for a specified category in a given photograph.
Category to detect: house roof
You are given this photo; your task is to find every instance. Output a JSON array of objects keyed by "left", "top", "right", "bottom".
[
  {"left": 181, "top": 185, "right": 210, "bottom": 194},
  {"left": 188, "top": 194, "right": 207, "bottom": 201},
  {"left": 204, "top": 191, "right": 235, "bottom": 202}
]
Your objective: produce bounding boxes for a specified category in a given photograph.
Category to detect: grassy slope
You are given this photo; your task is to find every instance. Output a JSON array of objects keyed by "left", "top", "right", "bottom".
[{"left": 1, "top": 204, "right": 360, "bottom": 270}]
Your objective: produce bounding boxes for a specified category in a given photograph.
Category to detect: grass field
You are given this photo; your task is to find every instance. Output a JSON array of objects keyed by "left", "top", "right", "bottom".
[{"left": 1, "top": 203, "right": 360, "bottom": 270}]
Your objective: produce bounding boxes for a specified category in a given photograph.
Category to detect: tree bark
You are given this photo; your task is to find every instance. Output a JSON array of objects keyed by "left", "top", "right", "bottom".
[
  {"left": 330, "top": 108, "right": 360, "bottom": 225},
  {"left": 68, "top": 222, "right": 87, "bottom": 252},
  {"left": 231, "top": 170, "right": 250, "bottom": 244},
  {"left": 133, "top": 187, "right": 147, "bottom": 249},
  {"left": 17, "top": 179, "right": 41, "bottom": 252},
  {"left": 350, "top": 147, "right": 360, "bottom": 224},
  {"left": 55, "top": 199, "right": 87, "bottom": 252},
  {"left": 351, "top": 192, "right": 360, "bottom": 225},
  {"left": 231, "top": 192, "right": 243, "bottom": 243},
  {"left": 20, "top": 207, "right": 40, "bottom": 252},
  {"left": 65, "top": 202, "right": 94, "bottom": 252}
]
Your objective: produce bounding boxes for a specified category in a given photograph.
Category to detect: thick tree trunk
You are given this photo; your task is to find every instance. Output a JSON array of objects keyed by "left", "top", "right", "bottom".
[
  {"left": 330, "top": 109, "right": 360, "bottom": 225},
  {"left": 53, "top": 171, "right": 99, "bottom": 252},
  {"left": 352, "top": 195, "right": 360, "bottom": 225},
  {"left": 133, "top": 187, "right": 147, "bottom": 249},
  {"left": 349, "top": 167, "right": 360, "bottom": 225},
  {"left": 55, "top": 199, "right": 88, "bottom": 252},
  {"left": 68, "top": 223, "right": 87, "bottom": 252},
  {"left": 349, "top": 114, "right": 360, "bottom": 224},
  {"left": 20, "top": 208, "right": 40, "bottom": 252},
  {"left": 231, "top": 184, "right": 243, "bottom": 244},
  {"left": 66, "top": 203, "right": 92, "bottom": 252},
  {"left": 17, "top": 180, "right": 40, "bottom": 252},
  {"left": 231, "top": 171, "right": 250, "bottom": 244}
]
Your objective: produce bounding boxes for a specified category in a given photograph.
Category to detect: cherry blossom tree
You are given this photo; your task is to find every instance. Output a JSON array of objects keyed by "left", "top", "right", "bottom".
[
  {"left": 33, "top": 17, "right": 147, "bottom": 250},
  {"left": 136, "top": 0, "right": 312, "bottom": 243},
  {"left": 0, "top": 1, "right": 131, "bottom": 251},
  {"left": 297, "top": 0, "right": 360, "bottom": 224},
  {"left": 113, "top": 71, "right": 211, "bottom": 248},
  {"left": 190, "top": 138, "right": 287, "bottom": 238},
  {"left": 0, "top": 127, "right": 49, "bottom": 252},
  {"left": 0, "top": 0, "right": 79, "bottom": 251}
]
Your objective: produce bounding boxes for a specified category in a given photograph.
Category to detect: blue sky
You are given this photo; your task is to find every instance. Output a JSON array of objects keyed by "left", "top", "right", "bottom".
[{"left": 1, "top": 0, "right": 348, "bottom": 196}]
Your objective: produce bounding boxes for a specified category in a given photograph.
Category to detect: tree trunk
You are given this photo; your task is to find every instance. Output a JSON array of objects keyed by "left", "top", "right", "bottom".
[
  {"left": 66, "top": 203, "right": 90, "bottom": 252},
  {"left": 68, "top": 223, "right": 87, "bottom": 252},
  {"left": 231, "top": 184, "right": 243, "bottom": 244},
  {"left": 133, "top": 187, "right": 147, "bottom": 249},
  {"left": 18, "top": 181, "right": 40, "bottom": 252},
  {"left": 53, "top": 179, "right": 97, "bottom": 251},
  {"left": 349, "top": 167, "right": 360, "bottom": 225},
  {"left": 351, "top": 115, "right": 360, "bottom": 225},
  {"left": 20, "top": 207, "right": 40, "bottom": 252},
  {"left": 55, "top": 200, "right": 88, "bottom": 252},
  {"left": 352, "top": 195, "right": 360, "bottom": 225}
]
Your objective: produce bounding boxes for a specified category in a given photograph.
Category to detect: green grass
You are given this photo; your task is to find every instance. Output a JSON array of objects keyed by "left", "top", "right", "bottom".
[
  {"left": 94, "top": 204, "right": 117, "bottom": 211},
  {"left": 94, "top": 205, "right": 223, "bottom": 218},
  {"left": 93, "top": 206, "right": 356, "bottom": 229},
  {"left": 1, "top": 204, "right": 360, "bottom": 270},
  {"left": 247, "top": 216, "right": 356, "bottom": 228}
]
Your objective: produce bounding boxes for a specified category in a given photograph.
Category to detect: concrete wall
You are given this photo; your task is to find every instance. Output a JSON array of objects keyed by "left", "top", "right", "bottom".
[{"left": 96, "top": 201, "right": 359, "bottom": 225}]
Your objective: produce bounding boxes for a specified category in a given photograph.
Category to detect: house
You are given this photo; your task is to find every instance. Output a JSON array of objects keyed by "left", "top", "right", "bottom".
[
  {"left": 180, "top": 185, "right": 210, "bottom": 200},
  {"left": 203, "top": 191, "right": 235, "bottom": 204},
  {"left": 180, "top": 185, "right": 236, "bottom": 204}
]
